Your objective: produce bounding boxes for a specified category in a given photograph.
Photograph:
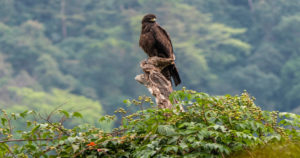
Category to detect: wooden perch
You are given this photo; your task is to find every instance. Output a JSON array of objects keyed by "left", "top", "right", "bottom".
[{"left": 135, "top": 56, "right": 182, "bottom": 110}]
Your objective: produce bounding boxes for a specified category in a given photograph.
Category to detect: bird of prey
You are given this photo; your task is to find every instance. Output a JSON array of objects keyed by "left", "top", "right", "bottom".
[{"left": 139, "top": 14, "right": 181, "bottom": 86}]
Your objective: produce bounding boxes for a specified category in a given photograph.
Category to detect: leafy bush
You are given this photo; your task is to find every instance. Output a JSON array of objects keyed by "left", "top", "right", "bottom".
[
  {"left": 6, "top": 87, "right": 112, "bottom": 130},
  {"left": 0, "top": 89, "right": 299, "bottom": 157}
]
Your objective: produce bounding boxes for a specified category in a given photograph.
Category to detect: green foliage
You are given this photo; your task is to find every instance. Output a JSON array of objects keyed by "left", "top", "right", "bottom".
[
  {"left": 6, "top": 87, "right": 112, "bottom": 131},
  {"left": 231, "top": 141, "right": 300, "bottom": 158},
  {"left": 1, "top": 89, "right": 299, "bottom": 157},
  {"left": 1, "top": 0, "right": 300, "bottom": 131},
  {"left": 280, "top": 57, "right": 300, "bottom": 110}
]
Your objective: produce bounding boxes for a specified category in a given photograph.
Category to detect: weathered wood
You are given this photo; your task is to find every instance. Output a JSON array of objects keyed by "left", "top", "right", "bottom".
[{"left": 135, "top": 56, "right": 182, "bottom": 110}]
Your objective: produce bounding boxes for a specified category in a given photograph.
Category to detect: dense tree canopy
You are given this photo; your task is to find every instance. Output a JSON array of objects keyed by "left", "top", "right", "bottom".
[{"left": 0, "top": 0, "right": 299, "bottom": 123}]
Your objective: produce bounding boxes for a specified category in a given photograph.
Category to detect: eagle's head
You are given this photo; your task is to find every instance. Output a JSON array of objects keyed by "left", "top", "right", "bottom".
[{"left": 142, "top": 14, "right": 157, "bottom": 24}]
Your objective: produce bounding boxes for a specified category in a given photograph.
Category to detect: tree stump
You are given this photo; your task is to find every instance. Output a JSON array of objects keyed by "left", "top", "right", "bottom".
[{"left": 135, "top": 56, "right": 181, "bottom": 110}]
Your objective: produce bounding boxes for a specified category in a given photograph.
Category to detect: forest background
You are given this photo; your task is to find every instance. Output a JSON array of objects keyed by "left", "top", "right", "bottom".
[{"left": 0, "top": 0, "right": 300, "bottom": 129}]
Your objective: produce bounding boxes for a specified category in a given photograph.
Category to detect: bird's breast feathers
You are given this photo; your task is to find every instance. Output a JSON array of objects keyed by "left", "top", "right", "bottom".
[{"left": 139, "top": 32, "right": 156, "bottom": 54}]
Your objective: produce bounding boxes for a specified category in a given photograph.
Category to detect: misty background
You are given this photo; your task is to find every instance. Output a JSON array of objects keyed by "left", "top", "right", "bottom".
[{"left": 0, "top": 0, "right": 300, "bottom": 128}]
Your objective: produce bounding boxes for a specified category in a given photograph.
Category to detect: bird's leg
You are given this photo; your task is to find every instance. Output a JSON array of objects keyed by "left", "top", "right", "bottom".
[{"left": 147, "top": 56, "right": 175, "bottom": 70}]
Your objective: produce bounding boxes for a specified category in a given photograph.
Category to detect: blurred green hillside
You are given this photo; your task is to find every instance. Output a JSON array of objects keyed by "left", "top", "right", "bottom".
[{"left": 0, "top": 0, "right": 300, "bottom": 123}]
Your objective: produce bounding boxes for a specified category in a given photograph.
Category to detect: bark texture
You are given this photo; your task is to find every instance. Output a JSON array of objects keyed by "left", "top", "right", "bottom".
[{"left": 135, "top": 56, "right": 182, "bottom": 110}]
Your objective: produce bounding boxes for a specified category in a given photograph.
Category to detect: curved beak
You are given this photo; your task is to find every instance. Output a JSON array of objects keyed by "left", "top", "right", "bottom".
[{"left": 150, "top": 18, "right": 156, "bottom": 22}]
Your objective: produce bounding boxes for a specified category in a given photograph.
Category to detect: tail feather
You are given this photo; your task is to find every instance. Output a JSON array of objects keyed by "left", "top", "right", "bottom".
[
  {"left": 168, "top": 65, "right": 181, "bottom": 86},
  {"left": 171, "top": 65, "right": 181, "bottom": 86},
  {"left": 161, "top": 64, "right": 181, "bottom": 86}
]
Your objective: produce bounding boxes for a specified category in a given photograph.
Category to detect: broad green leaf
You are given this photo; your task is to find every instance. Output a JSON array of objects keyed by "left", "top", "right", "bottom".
[
  {"left": 157, "top": 125, "right": 177, "bottom": 136},
  {"left": 71, "top": 112, "right": 83, "bottom": 118},
  {"left": 58, "top": 109, "right": 70, "bottom": 118}
]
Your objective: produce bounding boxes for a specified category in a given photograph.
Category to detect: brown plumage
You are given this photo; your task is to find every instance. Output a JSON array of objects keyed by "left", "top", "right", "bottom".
[{"left": 139, "top": 14, "right": 181, "bottom": 86}]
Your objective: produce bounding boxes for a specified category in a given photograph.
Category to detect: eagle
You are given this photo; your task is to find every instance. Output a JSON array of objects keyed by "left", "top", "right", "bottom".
[{"left": 139, "top": 14, "right": 181, "bottom": 86}]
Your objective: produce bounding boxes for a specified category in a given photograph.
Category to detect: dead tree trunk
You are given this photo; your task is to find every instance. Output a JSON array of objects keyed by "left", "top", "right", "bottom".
[{"left": 135, "top": 57, "right": 183, "bottom": 110}]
